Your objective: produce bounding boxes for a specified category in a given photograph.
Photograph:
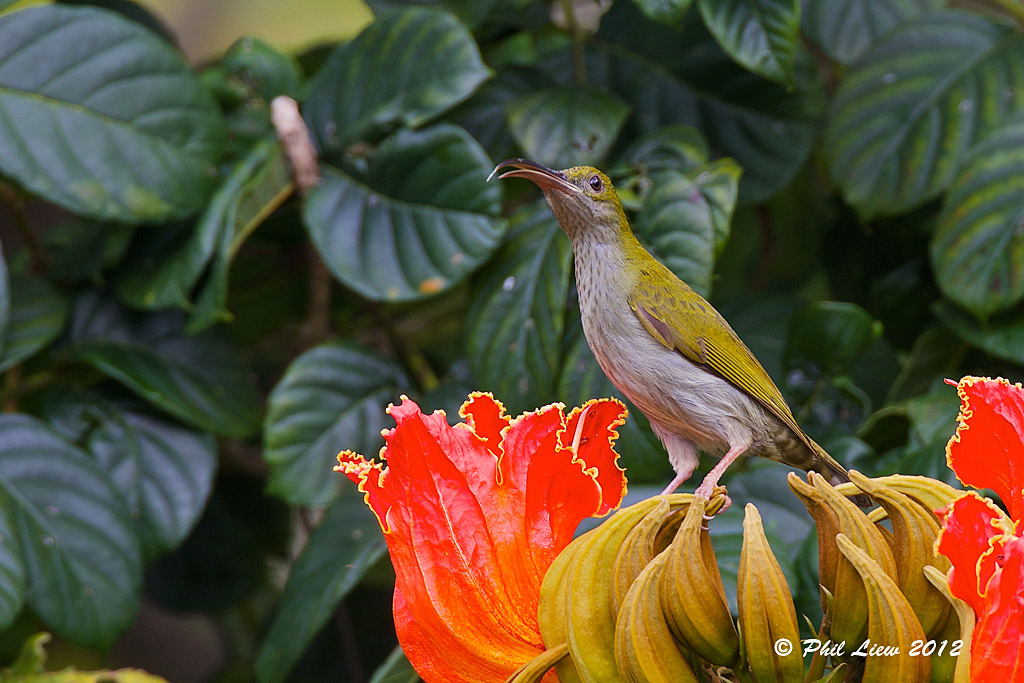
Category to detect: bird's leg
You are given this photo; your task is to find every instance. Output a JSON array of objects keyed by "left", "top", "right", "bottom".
[
  {"left": 657, "top": 432, "right": 699, "bottom": 495},
  {"left": 660, "top": 467, "right": 695, "bottom": 495},
  {"left": 694, "top": 441, "right": 750, "bottom": 513}
]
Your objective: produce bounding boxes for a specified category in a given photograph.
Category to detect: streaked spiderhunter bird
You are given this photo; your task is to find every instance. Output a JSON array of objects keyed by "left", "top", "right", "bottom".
[{"left": 490, "top": 158, "right": 858, "bottom": 509}]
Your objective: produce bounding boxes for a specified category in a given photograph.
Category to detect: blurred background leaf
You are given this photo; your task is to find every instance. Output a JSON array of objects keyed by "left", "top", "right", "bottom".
[{"left": 2, "top": 0, "right": 1024, "bottom": 677}]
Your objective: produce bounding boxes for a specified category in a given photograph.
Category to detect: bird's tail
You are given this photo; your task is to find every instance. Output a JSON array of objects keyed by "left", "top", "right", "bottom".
[{"left": 806, "top": 437, "right": 872, "bottom": 508}]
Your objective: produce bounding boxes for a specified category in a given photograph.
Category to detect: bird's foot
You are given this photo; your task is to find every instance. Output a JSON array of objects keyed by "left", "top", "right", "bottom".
[{"left": 695, "top": 482, "right": 731, "bottom": 517}]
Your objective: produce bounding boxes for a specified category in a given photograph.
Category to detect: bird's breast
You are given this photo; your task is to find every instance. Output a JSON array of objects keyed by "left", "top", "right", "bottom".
[{"left": 573, "top": 244, "right": 774, "bottom": 454}]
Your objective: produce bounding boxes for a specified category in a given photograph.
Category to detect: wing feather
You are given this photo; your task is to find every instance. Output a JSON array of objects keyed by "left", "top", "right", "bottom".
[{"left": 629, "top": 277, "right": 811, "bottom": 450}]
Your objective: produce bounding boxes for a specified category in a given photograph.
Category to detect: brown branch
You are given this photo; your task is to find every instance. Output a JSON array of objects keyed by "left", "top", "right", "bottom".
[{"left": 0, "top": 182, "right": 49, "bottom": 274}]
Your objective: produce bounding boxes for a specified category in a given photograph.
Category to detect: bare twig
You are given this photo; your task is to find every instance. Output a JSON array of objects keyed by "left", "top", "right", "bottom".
[{"left": 271, "top": 96, "right": 320, "bottom": 196}]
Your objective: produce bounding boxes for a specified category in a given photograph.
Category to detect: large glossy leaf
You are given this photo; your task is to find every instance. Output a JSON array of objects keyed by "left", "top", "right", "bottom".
[
  {"left": 263, "top": 341, "right": 408, "bottom": 505},
  {"left": 931, "top": 115, "right": 1024, "bottom": 318},
  {"left": 254, "top": 494, "right": 387, "bottom": 683},
  {"left": 44, "top": 392, "right": 217, "bottom": 561},
  {"left": 0, "top": 5, "right": 223, "bottom": 222},
  {"left": 66, "top": 292, "right": 260, "bottom": 438},
  {"left": 367, "top": 0, "right": 502, "bottom": 28},
  {"left": 825, "top": 11, "right": 1024, "bottom": 219},
  {"left": 615, "top": 126, "right": 709, "bottom": 176},
  {"left": 305, "top": 7, "right": 490, "bottom": 153},
  {"left": 116, "top": 136, "right": 290, "bottom": 323},
  {"left": 932, "top": 299, "right": 1024, "bottom": 365},
  {"left": 784, "top": 301, "right": 883, "bottom": 375},
  {"left": 631, "top": 0, "right": 693, "bottom": 25},
  {"left": 506, "top": 86, "right": 630, "bottom": 168},
  {"left": 465, "top": 204, "right": 572, "bottom": 415},
  {"left": 305, "top": 125, "right": 506, "bottom": 302},
  {"left": 586, "top": 4, "right": 822, "bottom": 201},
  {"left": 697, "top": 0, "right": 799, "bottom": 86},
  {"left": 803, "top": 0, "right": 941, "bottom": 66},
  {"left": 0, "top": 275, "right": 69, "bottom": 373},
  {"left": 0, "top": 414, "right": 141, "bottom": 648},
  {"left": 447, "top": 66, "right": 553, "bottom": 163},
  {"left": 0, "top": 503, "right": 24, "bottom": 630},
  {"left": 634, "top": 159, "right": 741, "bottom": 297}
]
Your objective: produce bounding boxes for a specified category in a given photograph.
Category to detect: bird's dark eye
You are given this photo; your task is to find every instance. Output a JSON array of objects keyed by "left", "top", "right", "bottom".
[{"left": 588, "top": 174, "right": 603, "bottom": 192}]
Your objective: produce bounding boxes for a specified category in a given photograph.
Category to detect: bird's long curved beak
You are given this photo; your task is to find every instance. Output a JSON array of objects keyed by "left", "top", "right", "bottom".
[{"left": 487, "top": 158, "right": 577, "bottom": 194}]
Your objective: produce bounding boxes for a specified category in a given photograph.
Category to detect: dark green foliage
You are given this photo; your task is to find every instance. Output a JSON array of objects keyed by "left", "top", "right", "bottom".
[{"left": 1, "top": 0, "right": 1023, "bottom": 678}]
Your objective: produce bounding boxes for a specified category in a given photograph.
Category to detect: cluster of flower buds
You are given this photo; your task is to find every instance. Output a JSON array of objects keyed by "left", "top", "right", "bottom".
[{"left": 510, "top": 472, "right": 969, "bottom": 683}]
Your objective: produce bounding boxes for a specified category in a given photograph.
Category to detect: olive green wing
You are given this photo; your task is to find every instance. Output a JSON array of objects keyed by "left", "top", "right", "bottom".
[{"left": 627, "top": 276, "right": 809, "bottom": 448}]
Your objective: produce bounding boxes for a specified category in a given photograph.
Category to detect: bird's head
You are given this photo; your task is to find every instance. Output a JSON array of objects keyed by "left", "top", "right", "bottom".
[{"left": 489, "top": 158, "right": 629, "bottom": 243}]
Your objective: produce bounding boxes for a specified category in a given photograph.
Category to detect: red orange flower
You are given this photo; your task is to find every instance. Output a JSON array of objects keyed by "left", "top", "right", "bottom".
[
  {"left": 336, "top": 392, "right": 627, "bottom": 683},
  {"left": 936, "top": 376, "right": 1024, "bottom": 678}
]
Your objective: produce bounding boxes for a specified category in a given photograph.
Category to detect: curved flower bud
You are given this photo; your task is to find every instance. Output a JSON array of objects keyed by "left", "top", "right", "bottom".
[
  {"left": 615, "top": 551, "right": 699, "bottom": 683},
  {"left": 849, "top": 472, "right": 951, "bottom": 636},
  {"left": 661, "top": 496, "right": 739, "bottom": 666},
  {"left": 612, "top": 496, "right": 676, "bottom": 614},
  {"left": 836, "top": 535, "right": 929, "bottom": 682},
  {"left": 737, "top": 504, "right": 803, "bottom": 683},
  {"left": 790, "top": 472, "right": 898, "bottom": 645},
  {"left": 337, "top": 393, "right": 627, "bottom": 683}
]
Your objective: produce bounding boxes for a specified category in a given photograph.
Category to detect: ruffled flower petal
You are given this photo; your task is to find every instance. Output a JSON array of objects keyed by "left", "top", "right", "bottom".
[
  {"left": 336, "top": 394, "right": 627, "bottom": 683},
  {"left": 971, "top": 535, "right": 1024, "bottom": 679},
  {"left": 947, "top": 376, "right": 1024, "bottom": 520},
  {"left": 936, "top": 492, "right": 1010, "bottom": 614}
]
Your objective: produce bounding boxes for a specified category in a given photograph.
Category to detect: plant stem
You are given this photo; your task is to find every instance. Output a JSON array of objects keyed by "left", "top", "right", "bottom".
[
  {"left": 559, "top": 0, "right": 587, "bottom": 86},
  {"left": 0, "top": 369, "right": 56, "bottom": 410},
  {"left": 0, "top": 181, "right": 49, "bottom": 274},
  {"left": 300, "top": 247, "right": 333, "bottom": 349}
]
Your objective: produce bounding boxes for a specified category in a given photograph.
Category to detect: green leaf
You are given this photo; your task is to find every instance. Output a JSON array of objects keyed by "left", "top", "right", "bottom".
[
  {"left": 0, "top": 275, "right": 69, "bottom": 373},
  {"left": 42, "top": 220, "right": 133, "bottom": 285},
  {"left": 0, "top": 503, "right": 24, "bottom": 630},
  {"left": 116, "top": 135, "right": 291, "bottom": 323},
  {"left": 0, "top": 415, "right": 141, "bottom": 648},
  {"left": 825, "top": 10, "right": 1024, "bottom": 219},
  {"left": 931, "top": 114, "right": 1024, "bottom": 318},
  {"left": 803, "top": 0, "right": 941, "bottom": 66},
  {"left": 697, "top": 0, "right": 799, "bottom": 86},
  {"left": 784, "top": 301, "right": 883, "bottom": 375},
  {"left": 507, "top": 86, "right": 630, "bottom": 168},
  {"left": 465, "top": 203, "right": 573, "bottom": 415},
  {"left": 558, "top": 317, "right": 673, "bottom": 483},
  {"left": 631, "top": 0, "right": 694, "bottom": 25},
  {"left": 933, "top": 298, "right": 1024, "bottom": 365},
  {"left": 367, "top": 0, "right": 502, "bottom": 28},
  {"left": 44, "top": 392, "right": 217, "bottom": 560},
  {"left": 305, "top": 125, "right": 507, "bottom": 302},
  {"left": 67, "top": 293, "right": 260, "bottom": 438},
  {"left": 615, "top": 126, "right": 709, "bottom": 176},
  {"left": 368, "top": 647, "right": 420, "bottom": 683},
  {"left": 0, "top": 5, "right": 224, "bottom": 222},
  {"left": 634, "top": 159, "right": 741, "bottom": 297},
  {"left": 588, "top": 4, "right": 822, "bottom": 201},
  {"left": 263, "top": 341, "right": 408, "bottom": 505},
  {"left": 221, "top": 37, "right": 302, "bottom": 102},
  {"left": 254, "top": 494, "right": 387, "bottom": 683},
  {"left": 447, "top": 66, "right": 553, "bottom": 163},
  {"left": 305, "top": 7, "right": 491, "bottom": 153}
]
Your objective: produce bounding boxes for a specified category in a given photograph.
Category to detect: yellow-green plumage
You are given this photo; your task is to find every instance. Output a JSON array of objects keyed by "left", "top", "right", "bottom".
[{"left": 491, "top": 159, "right": 855, "bottom": 504}]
